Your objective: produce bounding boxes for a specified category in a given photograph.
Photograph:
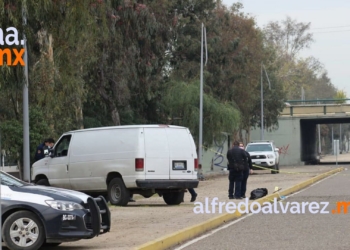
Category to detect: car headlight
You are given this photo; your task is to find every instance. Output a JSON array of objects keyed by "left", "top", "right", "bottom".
[
  {"left": 45, "top": 200, "right": 84, "bottom": 211},
  {"left": 267, "top": 154, "right": 274, "bottom": 159}
]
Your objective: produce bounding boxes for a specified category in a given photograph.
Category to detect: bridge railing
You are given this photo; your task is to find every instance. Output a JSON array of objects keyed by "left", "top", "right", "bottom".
[
  {"left": 285, "top": 99, "right": 350, "bottom": 105},
  {"left": 281, "top": 99, "right": 350, "bottom": 116}
]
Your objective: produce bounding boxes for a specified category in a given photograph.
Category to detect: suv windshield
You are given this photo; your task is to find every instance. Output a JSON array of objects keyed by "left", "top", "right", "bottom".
[
  {"left": 246, "top": 144, "right": 273, "bottom": 152},
  {"left": 0, "top": 171, "right": 26, "bottom": 187}
]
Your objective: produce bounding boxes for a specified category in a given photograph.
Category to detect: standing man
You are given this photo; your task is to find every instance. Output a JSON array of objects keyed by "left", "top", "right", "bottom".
[
  {"left": 226, "top": 141, "right": 247, "bottom": 199},
  {"left": 239, "top": 142, "right": 253, "bottom": 198}
]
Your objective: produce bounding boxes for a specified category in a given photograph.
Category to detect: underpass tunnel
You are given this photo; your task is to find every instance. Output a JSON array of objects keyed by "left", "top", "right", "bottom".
[{"left": 300, "top": 118, "right": 350, "bottom": 164}]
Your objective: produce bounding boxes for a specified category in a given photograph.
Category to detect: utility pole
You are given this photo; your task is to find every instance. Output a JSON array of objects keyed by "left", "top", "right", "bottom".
[
  {"left": 198, "top": 23, "right": 207, "bottom": 172},
  {"left": 23, "top": 0, "right": 31, "bottom": 182}
]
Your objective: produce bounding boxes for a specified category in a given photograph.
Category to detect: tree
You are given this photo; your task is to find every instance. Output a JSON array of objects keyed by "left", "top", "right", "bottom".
[
  {"left": 264, "top": 16, "right": 313, "bottom": 61},
  {"left": 166, "top": 2, "right": 286, "bottom": 141},
  {"left": 263, "top": 16, "right": 315, "bottom": 98},
  {"left": 161, "top": 80, "right": 240, "bottom": 146},
  {"left": 334, "top": 90, "right": 347, "bottom": 104}
]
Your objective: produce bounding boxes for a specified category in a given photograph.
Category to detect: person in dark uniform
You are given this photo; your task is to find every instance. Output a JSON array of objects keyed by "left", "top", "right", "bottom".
[
  {"left": 226, "top": 141, "right": 248, "bottom": 199},
  {"left": 34, "top": 138, "right": 55, "bottom": 162},
  {"left": 239, "top": 142, "right": 253, "bottom": 198}
]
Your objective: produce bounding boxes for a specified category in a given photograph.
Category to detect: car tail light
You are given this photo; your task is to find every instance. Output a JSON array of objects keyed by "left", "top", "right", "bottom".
[
  {"left": 194, "top": 158, "right": 198, "bottom": 171},
  {"left": 135, "top": 158, "right": 144, "bottom": 171}
]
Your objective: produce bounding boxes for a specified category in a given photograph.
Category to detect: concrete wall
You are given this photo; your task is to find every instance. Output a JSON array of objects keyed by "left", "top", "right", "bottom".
[
  {"left": 1, "top": 165, "right": 20, "bottom": 179},
  {"left": 249, "top": 117, "right": 302, "bottom": 166},
  {"left": 200, "top": 133, "right": 230, "bottom": 173},
  {"left": 200, "top": 116, "right": 303, "bottom": 170}
]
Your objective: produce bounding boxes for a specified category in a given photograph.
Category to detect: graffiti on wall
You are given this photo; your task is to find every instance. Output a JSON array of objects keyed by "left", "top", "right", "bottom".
[
  {"left": 212, "top": 134, "right": 228, "bottom": 169},
  {"left": 278, "top": 144, "right": 290, "bottom": 157}
]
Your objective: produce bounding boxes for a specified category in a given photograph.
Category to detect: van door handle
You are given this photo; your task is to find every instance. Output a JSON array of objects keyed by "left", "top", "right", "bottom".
[{"left": 66, "top": 165, "right": 69, "bottom": 172}]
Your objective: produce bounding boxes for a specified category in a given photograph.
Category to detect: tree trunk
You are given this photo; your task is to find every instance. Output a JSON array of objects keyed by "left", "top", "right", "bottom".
[
  {"left": 75, "top": 99, "right": 84, "bottom": 129},
  {"left": 110, "top": 106, "right": 121, "bottom": 126},
  {"left": 97, "top": 52, "right": 121, "bottom": 126},
  {"left": 17, "top": 159, "right": 23, "bottom": 180},
  {"left": 245, "top": 129, "right": 251, "bottom": 145},
  {"left": 239, "top": 129, "right": 243, "bottom": 143}
]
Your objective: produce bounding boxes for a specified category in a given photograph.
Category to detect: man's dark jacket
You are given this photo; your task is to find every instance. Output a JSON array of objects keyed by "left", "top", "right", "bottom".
[
  {"left": 34, "top": 143, "right": 45, "bottom": 162},
  {"left": 245, "top": 151, "right": 253, "bottom": 170},
  {"left": 227, "top": 146, "right": 248, "bottom": 171}
]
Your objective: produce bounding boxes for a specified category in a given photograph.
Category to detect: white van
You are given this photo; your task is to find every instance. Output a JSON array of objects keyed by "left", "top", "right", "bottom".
[{"left": 31, "top": 125, "right": 199, "bottom": 206}]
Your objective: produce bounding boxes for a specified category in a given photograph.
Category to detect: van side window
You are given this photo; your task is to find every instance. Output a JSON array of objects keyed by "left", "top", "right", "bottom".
[{"left": 55, "top": 135, "right": 72, "bottom": 157}]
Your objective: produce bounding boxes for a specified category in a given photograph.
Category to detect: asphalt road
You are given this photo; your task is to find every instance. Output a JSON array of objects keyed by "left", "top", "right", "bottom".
[{"left": 174, "top": 168, "right": 350, "bottom": 250}]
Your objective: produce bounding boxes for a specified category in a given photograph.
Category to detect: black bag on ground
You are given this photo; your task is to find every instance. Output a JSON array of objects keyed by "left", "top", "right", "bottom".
[{"left": 249, "top": 188, "right": 268, "bottom": 200}]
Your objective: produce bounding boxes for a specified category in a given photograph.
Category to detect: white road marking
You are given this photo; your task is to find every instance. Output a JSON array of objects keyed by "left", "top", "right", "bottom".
[
  {"left": 173, "top": 170, "right": 341, "bottom": 250},
  {"left": 174, "top": 213, "right": 254, "bottom": 250}
]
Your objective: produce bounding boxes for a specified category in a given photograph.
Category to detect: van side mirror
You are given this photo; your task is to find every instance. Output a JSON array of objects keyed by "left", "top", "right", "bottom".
[
  {"left": 43, "top": 146, "right": 49, "bottom": 156},
  {"left": 43, "top": 146, "right": 54, "bottom": 157}
]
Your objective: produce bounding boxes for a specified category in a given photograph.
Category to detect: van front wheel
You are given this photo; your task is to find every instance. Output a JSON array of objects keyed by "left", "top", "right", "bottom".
[
  {"left": 36, "top": 179, "right": 50, "bottom": 186},
  {"left": 163, "top": 191, "right": 184, "bottom": 205},
  {"left": 108, "top": 178, "right": 130, "bottom": 206}
]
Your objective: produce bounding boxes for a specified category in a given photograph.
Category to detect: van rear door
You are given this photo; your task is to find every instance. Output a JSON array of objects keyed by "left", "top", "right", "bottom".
[
  {"left": 144, "top": 128, "right": 170, "bottom": 179},
  {"left": 166, "top": 127, "right": 197, "bottom": 180}
]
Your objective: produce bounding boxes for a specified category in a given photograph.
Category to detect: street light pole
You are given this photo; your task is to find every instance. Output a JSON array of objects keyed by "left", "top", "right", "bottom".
[
  {"left": 22, "top": 0, "right": 30, "bottom": 182},
  {"left": 0, "top": 131, "right": 2, "bottom": 250},
  {"left": 260, "top": 64, "right": 271, "bottom": 140},
  {"left": 260, "top": 64, "right": 263, "bottom": 140},
  {"left": 198, "top": 23, "right": 207, "bottom": 170}
]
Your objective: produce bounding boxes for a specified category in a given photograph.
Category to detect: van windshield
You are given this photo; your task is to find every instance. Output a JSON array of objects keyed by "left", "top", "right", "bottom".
[{"left": 246, "top": 144, "right": 273, "bottom": 152}]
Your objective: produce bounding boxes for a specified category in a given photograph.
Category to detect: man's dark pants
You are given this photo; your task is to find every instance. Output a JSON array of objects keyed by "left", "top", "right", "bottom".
[
  {"left": 228, "top": 170, "right": 243, "bottom": 198},
  {"left": 188, "top": 188, "right": 197, "bottom": 196},
  {"left": 241, "top": 168, "right": 250, "bottom": 197}
]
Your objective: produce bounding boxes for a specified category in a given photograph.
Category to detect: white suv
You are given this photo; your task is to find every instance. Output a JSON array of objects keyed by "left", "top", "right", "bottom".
[{"left": 245, "top": 141, "right": 280, "bottom": 174}]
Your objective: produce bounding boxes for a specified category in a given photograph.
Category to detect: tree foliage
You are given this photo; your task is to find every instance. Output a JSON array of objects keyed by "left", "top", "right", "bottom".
[
  {"left": 334, "top": 90, "right": 347, "bottom": 104},
  {"left": 0, "top": 0, "right": 342, "bottom": 167},
  {"left": 162, "top": 80, "right": 240, "bottom": 145}
]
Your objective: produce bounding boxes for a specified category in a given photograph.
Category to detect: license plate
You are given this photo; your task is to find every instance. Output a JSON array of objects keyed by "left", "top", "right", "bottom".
[
  {"left": 255, "top": 161, "right": 261, "bottom": 165},
  {"left": 63, "top": 215, "right": 76, "bottom": 221},
  {"left": 173, "top": 162, "right": 186, "bottom": 170}
]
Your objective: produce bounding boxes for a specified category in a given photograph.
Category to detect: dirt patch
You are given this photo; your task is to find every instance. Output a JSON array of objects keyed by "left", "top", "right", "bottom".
[{"left": 55, "top": 165, "right": 340, "bottom": 250}]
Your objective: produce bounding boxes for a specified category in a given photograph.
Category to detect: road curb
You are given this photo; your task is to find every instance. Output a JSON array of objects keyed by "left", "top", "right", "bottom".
[{"left": 135, "top": 167, "right": 344, "bottom": 250}]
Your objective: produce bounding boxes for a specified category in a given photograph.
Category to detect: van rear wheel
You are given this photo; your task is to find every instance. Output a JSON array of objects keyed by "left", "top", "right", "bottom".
[
  {"left": 108, "top": 178, "right": 130, "bottom": 206},
  {"left": 163, "top": 191, "right": 184, "bottom": 205}
]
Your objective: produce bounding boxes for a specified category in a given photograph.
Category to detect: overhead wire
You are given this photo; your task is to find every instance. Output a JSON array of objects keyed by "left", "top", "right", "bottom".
[
  {"left": 313, "top": 29, "right": 350, "bottom": 34},
  {"left": 310, "top": 24, "right": 350, "bottom": 30}
]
